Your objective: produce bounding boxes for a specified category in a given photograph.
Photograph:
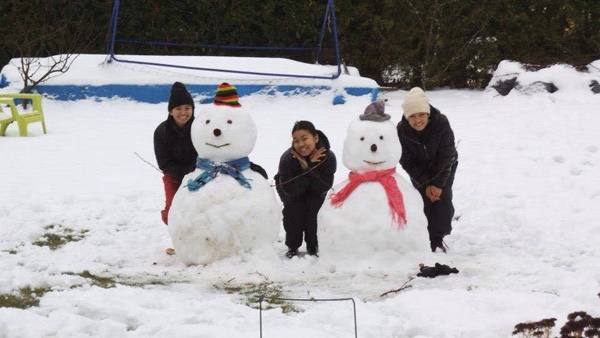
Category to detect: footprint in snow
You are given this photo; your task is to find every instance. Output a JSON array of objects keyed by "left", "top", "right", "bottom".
[
  {"left": 552, "top": 155, "right": 566, "bottom": 164},
  {"left": 581, "top": 159, "right": 594, "bottom": 167},
  {"left": 569, "top": 167, "right": 582, "bottom": 176}
]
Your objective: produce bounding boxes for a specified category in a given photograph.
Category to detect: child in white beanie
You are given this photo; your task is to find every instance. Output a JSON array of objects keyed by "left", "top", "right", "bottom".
[{"left": 397, "top": 87, "right": 458, "bottom": 252}]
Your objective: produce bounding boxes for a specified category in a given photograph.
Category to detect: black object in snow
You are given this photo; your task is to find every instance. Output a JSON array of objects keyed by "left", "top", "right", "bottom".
[{"left": 417, "top": 263, "right": 459, "bottom": 278}]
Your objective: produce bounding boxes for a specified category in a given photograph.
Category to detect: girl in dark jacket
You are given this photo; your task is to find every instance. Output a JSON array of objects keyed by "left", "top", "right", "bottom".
[
  {"left": 275, "top": 121, "right": 337, "bottom": 258},
  {"left": 154, "top": 82, "right": 197, "bottom": 225},
  {"left": 397, "top": 87, "right": 458, "bottom": 253}
]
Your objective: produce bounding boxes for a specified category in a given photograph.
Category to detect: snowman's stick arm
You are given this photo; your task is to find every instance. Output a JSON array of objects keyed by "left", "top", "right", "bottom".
[
  {"left": 134, "top": 152, "right": 162, "bottom": 173},
  {"left": 272, "top": 157, "right": 332, "bottom": 192}
]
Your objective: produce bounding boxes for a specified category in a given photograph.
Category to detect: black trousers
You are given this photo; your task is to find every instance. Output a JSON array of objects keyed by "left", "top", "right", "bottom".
[
  {"left": 282, "top": 195, "right": 325, "bottom": 251},
  {"left": 416, "top": 162, "right": 458, "bottom": 243}
]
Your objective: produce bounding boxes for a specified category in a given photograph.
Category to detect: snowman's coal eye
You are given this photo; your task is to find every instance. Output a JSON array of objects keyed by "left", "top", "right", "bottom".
[
  {"left": 205, "top": 120, "right": 210, "bottom": 124},
  {"left": 227, "top": 119, "right": 232, "bottom": 124},
  {"left": 360, "top": 137, "right": 365, "bottom": 141},
  {"left": 379, "top": 135, "right": 384, "bottom": 140}
]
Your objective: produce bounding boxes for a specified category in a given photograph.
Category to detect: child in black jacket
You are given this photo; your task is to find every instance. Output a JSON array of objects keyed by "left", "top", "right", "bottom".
[
  {"left": 153, "top": 82, "right": 197, "bottom": 225},
  {"left": 275, "top": 121, "right": 336, "bottom": 258}
]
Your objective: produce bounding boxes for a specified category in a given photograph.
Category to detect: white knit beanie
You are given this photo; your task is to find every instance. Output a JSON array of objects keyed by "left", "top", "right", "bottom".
[{"left": 402, "top": 87, "right": 430, "bottom": 118}]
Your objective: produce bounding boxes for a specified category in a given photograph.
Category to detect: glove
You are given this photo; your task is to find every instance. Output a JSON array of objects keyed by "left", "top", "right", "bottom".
[{"left": 417, "top": 263, "right": 459, "bottom": 278}]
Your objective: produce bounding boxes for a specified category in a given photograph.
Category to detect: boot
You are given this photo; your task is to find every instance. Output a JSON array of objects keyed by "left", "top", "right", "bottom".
[
  {"left": 430, "top": 237, "right": 447, "bottom": 253},
  {"left": 285, "top": 248, "right": 298, "bottom": 259},
  {"left": 307, "top": 246, "right": 319, "bottom": 257}
]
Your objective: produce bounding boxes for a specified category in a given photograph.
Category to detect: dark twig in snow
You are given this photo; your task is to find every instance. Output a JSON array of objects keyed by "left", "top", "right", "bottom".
[{"left": 380, "top": 276, "right": 415, "bottom": 297}]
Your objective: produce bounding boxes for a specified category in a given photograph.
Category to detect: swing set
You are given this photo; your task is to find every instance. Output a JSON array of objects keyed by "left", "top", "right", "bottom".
[{"left": 105, "top": 0, "right": 343, "bottom": 80}]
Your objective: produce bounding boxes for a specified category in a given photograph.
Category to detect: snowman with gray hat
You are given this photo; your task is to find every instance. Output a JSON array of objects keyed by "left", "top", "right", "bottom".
[{"left": 318, "top": 100, "right": 429, "bottom": 260}]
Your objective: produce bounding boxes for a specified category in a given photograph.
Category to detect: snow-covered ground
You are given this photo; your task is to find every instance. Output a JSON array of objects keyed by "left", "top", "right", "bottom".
[{"left": 1, "top": 87, "right": 599, "bottom": 337}]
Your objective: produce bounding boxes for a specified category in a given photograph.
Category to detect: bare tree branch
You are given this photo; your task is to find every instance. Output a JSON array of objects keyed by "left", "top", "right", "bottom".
[
  {"left": 8, "top": 2, "right": 101, "bottom": 92},
  {"left": 380, "top": 276, "right": 415, "bottom": 298}
]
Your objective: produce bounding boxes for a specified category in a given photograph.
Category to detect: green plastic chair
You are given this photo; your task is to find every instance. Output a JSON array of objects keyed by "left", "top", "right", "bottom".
[
  {"left": 0, "top": 93, "right": 47, "bottom": 136},
  {"left": 0, "top": 97, "right": 18, "bottom": 136}
]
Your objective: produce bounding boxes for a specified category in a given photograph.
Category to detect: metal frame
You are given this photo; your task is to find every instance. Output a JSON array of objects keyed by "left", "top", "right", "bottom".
[{"left": 106, "top": 0, "right": 342, "bottom": 80}]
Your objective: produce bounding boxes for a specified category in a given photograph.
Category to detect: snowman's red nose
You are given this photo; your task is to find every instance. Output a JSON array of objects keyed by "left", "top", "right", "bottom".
[
  {"left": 371, "top": 144, "right": 377, "bottom": 152},
  {"left": 213, "top": 128, "right": 222, "bottom": 137}
]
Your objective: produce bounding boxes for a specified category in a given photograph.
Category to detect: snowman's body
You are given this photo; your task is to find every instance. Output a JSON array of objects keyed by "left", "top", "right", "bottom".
[
  {"left": 168, "top": 103, "right": 280, "bottom": 265},
  {"left": 319, "top": 172, "right": 426, "bottom": 255},
  {"left": 318, "top": 108, "right": 428, "bottom": 258}
]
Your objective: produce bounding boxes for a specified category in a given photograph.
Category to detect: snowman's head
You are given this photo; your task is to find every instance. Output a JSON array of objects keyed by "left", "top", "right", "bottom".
[
  {"left": 191, "top": 84, "right": 257, "bottom": 162},
  {"left": 342, "top": 101, "right": 401, "bottom": 172}
]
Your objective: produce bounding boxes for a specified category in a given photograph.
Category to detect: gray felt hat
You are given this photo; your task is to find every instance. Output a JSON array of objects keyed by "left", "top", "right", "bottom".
[{"left": 359, "top": 100, "right": 390, "bottom": 122}]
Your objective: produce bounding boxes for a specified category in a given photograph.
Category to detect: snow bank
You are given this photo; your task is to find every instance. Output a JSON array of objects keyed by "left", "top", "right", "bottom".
[
  {"left": 0, "top": 54, "right": 379, "bottom": 104},
  {"left": 487, "top": 60, "right": 600, "bottom": 96}
]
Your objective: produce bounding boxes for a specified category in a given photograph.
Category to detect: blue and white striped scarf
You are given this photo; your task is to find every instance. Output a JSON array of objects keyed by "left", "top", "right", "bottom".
[{"left": 187, "top": 157, "right": 252, "bottom": 191}]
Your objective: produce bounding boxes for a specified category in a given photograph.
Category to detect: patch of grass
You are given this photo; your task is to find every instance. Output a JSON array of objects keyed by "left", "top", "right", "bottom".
[
  {"left": 215, "top": 279, "right": 302, "bottom": 313},
  {"left": 63, "top": 271, "right": 189, "bottom": 289},
  {"left": 0, "top": 287, "right": 51, "bottom": 309},
  {"left": 63, "top": 270, "right": 117, "bottom": 289},
  {"left": 78, "top": 271, "right": 116, "bottom": 288},
  {"left": 32, "top": 224, "right": 89, "bottom": 250},
  {"left": 118, "top": 278, "right": 184, "bottom": 288}
]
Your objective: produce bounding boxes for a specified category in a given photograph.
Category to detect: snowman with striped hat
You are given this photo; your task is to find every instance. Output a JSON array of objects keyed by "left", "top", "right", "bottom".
[
  {"left": 168, "top": 83, "right": 280, "bottom": 265},
  {"left": 318, "top": 100, "right": 428, "bottom": 262}
]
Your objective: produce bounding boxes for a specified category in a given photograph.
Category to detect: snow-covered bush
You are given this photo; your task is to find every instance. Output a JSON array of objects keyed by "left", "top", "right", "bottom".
[{"left": 487, "top": 60, "right": 600, "bottom": 96}]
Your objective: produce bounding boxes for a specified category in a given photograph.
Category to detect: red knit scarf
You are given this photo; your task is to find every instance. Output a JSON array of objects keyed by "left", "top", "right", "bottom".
[{"left": 330, "top": 168, "right": 407, "bottom": 228}]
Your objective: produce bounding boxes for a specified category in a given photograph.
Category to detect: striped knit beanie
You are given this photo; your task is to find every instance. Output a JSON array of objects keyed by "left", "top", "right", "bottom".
[{"left": 213, "top": 83, "right": 241, "bottom": 107}]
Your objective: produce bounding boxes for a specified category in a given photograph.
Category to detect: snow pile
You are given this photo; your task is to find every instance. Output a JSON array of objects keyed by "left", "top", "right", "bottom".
[
  {"left": 0, "top": 55, "right": 379, "bottom": 104},
  {"left": 487, "top": 60, "right": 600, "bottom": 95},
  {"left": 0, "top": 54, "right": 377, "bottom": 88}
]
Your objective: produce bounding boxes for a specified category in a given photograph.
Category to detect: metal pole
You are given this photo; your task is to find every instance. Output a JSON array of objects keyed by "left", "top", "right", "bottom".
[
  {"left": 107, "top": 0, "right": 121, "bottom": 59},
  {"left": 315, "top": 1, "right": 331, "bottom": 64},
  {"left": 329, "top": 0, "right": 342, "bottom": 79},
  {"left": 259, "top": 297, "right": 263, "bottom": 338},
  {"left": 351, "top": 298, "right": 358, "bottom": 338}
]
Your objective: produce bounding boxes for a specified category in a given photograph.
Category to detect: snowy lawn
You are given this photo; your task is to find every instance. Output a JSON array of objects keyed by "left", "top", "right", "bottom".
[{"left": 1, "top": 90, "right": 599, "bottom": 338}]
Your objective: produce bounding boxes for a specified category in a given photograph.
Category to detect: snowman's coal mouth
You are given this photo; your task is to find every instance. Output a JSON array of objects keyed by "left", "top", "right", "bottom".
[
  {"left": 205, "top": 142, "right": 231, "bottom": 148},
  {"left": 363, "top": 160, "right": 385, "bottom": 165}
]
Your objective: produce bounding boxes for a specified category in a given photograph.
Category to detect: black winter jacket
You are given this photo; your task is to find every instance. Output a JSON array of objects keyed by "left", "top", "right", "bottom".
[
  {"left": 275, "top": 130, "right": 337, "bottom": 204},
  {"left": 397, "top": 105, "right": 458, "bottom": 189},
  {"left": 154, "top": 116, "right": 198, "bottom": 179}
]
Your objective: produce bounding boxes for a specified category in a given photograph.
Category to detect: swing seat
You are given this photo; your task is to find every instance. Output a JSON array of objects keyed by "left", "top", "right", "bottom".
[{"left": 0, "top": 93, "right": 47, "bottom": 136}]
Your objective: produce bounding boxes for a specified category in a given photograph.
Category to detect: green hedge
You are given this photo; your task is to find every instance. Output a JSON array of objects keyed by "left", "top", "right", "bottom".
[{"left": 1, "top": 0, "right": 598, "bottom": 88}]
